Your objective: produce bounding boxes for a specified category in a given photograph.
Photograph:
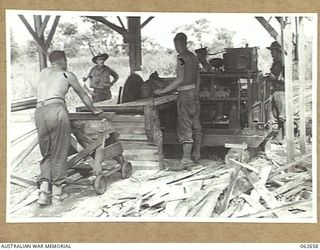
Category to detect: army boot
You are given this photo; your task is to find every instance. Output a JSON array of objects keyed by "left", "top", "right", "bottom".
[
  {"left": 191, "top": 135, "right": 201, "bottom": 164},
  {"left": 172, "top": 143, "right": 193, "bottom": 171},
  {"left": 52, "top": 185, "right": 68, "bottom": 204},
  {"left": 37, "top": 181, "right": 51, "bottom": 205}
]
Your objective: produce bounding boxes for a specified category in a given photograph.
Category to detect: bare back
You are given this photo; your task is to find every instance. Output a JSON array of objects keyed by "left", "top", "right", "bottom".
[
  {"left": 37, "top": 67, "right": 70, "bottom": 101},
  {"left": 177, "top": 50, "right": 199, "bottom": 85}
]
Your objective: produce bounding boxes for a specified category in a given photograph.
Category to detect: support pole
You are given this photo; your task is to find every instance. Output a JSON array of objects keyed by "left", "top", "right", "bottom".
[
  {"left": 127, "top": 17, "right": 142, "bottom": 73},
  {"left": 297, "top": 17, "right": 307, "bottom": 153},
  {"left": 283, "top": 17, "right": 295, "bottom": 162},
  {"left": 34, "top": 15, "right": 47, "bottom": 70}
]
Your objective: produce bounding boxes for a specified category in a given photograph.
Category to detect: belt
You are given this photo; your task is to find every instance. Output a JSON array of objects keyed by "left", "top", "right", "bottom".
[
  {"left": 177, "top": 84, "right": 196, "bottom": 92},
  {"left": 36, "top": 97, "right": 65, "bottom": 107}
]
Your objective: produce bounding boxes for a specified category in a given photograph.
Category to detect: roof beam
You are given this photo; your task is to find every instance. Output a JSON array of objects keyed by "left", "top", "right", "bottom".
[
  {"left": 117, "top": 16, "right": 126, "bottom": 30},
  {"left": 87, "top": 16, "right": 127, "bottom": 36},
  {"left": 140, "top": 16, "right": 154, "bottom": 29},
  {"left": 18, "top": 15, "right": 48, "bottom": 55},
  {"left": 255, "top": 16, "right": 279, "bottom": 40},
  {"left": 45, "top": 16, "right": 60, "bottom": 49},
  {"left": 37, "top": 15, "right": 50, "bottom": 36}
]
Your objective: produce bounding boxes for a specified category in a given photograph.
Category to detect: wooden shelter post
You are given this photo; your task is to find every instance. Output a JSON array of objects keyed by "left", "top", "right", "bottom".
[
  {"left": 283, "top": 17, "right": 295, "bottom": 162},
  {"left": 297, "top": 17, "right": 307, "bottom": 153}
]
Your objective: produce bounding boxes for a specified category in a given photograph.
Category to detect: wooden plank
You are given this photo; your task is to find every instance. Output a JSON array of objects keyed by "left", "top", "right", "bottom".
[
  {"left": 87, "top": 16, "right": 127, "bottom": 36},
  {"left": 194, "top": 189, "right": 222, "bottom": 217},
  {"left": 255, "top": 17, "right": 279, "bottom": 41},
  {"left": 115, "top": 126, "right": 146, "bottom": 134},
  {"left": 10, "top": 189, "right": 39, "bottom": 214},
  {"left": 284, "top": 17, "right": 295, "bottom": 162},
  {"left": 69, "top": 112, "right": 115, "bottom": 121},
  {"left": 119, "top": 133, "right": 148, "bottom": 141},
  {"left": 11, "top": 136, "right": 38, "bottom": 169},
  {"left": 45, "top": 16, "right": 60, "bottom": 49},
  {"left": 163, "top": 132, "right": 266, "bottom": 148},
  {"left": 240, "top": 194, "right": 266, "bottom": 211},
  {"left": 112, "top": 115, "right": 145, "bottom": 123},
  {"left": 113, "top": 122, "right": 145, "bottom": 129},
  {"left": 172, "top": 167, "right": 225, "bottom": 184},
  {"left": 18, "top": 15, "right": 48, "bottom": 55},
  {"left": 130, "top": 160, "right": 159, "bottom": 170},
  {"left": 140, "top": 16, "right": 154, "bottom": 29},
  {"left": 242, "top": 168, "right": 292, "bottom": 217},
  {"left": 237, "top": 200, "right": 311, "bottom": 218},
  {"left": 77, "top": 105, "right": 145, "bottom": 114},
  {"left": 102, "top": 141, "right": 123, "bottom": 159},
  {"left": 123, "top": 149, "right": 159, "bottom": 161},
  {"left": 268, "top": 154, "right": 311, "bottom": 180},
  {"left": 121, "top": 141, "right": 157, "bottom": 150},
  {"left": 273, "top": 173, "right": 311, "bottom": 196},
  {"left": 166, "top": 167, "right": 207, "bottom": 184},
  {"left": 221, "top": 165, "right": 241, "bottom": 212},
  {"left": 283, "top": 185, "right": 307, "bottom": 199},
  {"left": 66, "top": 138, "right": 102, "bottom": 169},
  {"left": 10, "top": 175, "right": 37, "bottom": 187},
  {"left": 11, "top": 97, "right": 37, "bottom": 108},
  {"left": 37, "top": 15, "right": 50, "bottom": 36},
  {"left": 298, "top": 17, "right": 307, "bottom": 153},
  {"left": 11, "top": 128, "right": 37, "bottom": 146},
  {"left": 229, "top": 159, "right": 260, "bottom": 174}
]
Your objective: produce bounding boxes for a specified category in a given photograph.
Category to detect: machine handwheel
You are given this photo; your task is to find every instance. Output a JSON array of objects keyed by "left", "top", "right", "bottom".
[
  {"left": 121, "top": 161, "right": 133, "bottom": 179},
  {"left": 93, "top": 175, "right": 107, "bottom": 195}
]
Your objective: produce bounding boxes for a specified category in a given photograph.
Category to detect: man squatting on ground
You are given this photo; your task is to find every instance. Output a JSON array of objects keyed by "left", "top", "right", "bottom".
[
  {"left": 35, "top": 50, "right": 103, "bottom": 205},
  {"left": 267, "top": 41, "right": 285, "bottom": 142},
  {"left": 154, "top": 32, "right": 202, "bottom": 170},
  {"left": 83, "top": 53, "right": 119, "bottom": 103}
]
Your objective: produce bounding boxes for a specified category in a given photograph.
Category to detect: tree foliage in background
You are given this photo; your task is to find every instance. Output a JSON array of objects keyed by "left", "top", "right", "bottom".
[
  {"left": 50, "top": 22, "right": 85, "bottom": 57},
  {"left": 10, "top": 31, "right": 20, "bottom": 62},
  {"left": 81, "top": 17, "right": 125, "bottom": 56},
  {"left": 172, "top": 18, "right": 236, "bottom": 56}
]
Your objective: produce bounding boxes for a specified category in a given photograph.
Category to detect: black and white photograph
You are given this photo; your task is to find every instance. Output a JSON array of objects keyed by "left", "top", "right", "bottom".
[{"left": 6, "top": 10, "right": 317, "bottom": 223}]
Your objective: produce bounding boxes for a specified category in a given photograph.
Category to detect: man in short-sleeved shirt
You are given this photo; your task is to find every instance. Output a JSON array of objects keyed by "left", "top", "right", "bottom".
[
  {"left": 83, "top": 53, "right": 119, "bottom": 102},
  {"left": 155, "top": 33, "right": 202, "bottom": 170}
]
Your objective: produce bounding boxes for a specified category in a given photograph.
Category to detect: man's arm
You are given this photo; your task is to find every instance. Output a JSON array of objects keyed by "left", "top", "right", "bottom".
[
  {"left": 67, "top": 72, "right": 102, "bottom": 114},
  {"left": 154, "top": 54, "right": 185, "bottom": 95},
  {"left": 109, "top": 67, "right": 119, "bottom": 85},
  {"left": 82, "top": 68, "right": 93, "bottom": 82}
]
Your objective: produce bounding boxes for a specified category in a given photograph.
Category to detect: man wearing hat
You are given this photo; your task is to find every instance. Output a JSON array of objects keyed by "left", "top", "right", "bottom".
[
  {"left": 155, "top": 32, "right": 202, "bottom": 170},
  {"left": 267, "top": 41, "right": 285, "bottom": 142},
  {"left": 83, "top": 53, "right": 119, "bottom": 103}
]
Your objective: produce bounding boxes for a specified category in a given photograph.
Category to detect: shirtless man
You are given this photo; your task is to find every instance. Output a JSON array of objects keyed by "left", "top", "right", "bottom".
[
  {"left": 35, "top": 50, "right": 102, "bottom": 205},
  {"left": 154, "top": 33, "right": 202, "bottom": 170}
]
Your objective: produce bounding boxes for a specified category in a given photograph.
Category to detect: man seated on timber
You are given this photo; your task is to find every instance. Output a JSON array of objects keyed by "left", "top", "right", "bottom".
[
  {"left": 266, "top": 41, "right": 285, "bottom": 143},
  {"left": 154, "top": 32, "right": 202, "bottom": 170},
  {"left": 35, "top": 50, "right": 103, "bottom": 205},
  {"left": 83, "top": 53, "right": 119, "bottom": 103}
]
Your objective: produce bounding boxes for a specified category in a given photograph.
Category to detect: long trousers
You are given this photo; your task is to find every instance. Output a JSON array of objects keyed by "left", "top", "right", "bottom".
[
  {"left": 177, "top": 91, "right": 202, "bottom": 144},
  {"left": 34, "top": 102, "right": 71, "bottom": 185}
]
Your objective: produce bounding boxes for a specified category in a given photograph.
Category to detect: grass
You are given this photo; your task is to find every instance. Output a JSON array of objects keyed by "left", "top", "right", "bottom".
[{"left": 10, "top": 52, "right": 176, "bottom": 111}]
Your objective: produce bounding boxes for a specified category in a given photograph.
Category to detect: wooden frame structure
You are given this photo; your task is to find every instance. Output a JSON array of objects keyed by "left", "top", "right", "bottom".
[{"left": 13, "top": 14, "right": 310, "bottom": 164}]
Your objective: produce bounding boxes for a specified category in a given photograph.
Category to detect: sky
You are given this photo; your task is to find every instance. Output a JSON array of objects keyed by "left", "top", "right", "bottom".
[{"left": 7, "top": 11, "right": 316, "bottom": 52}]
